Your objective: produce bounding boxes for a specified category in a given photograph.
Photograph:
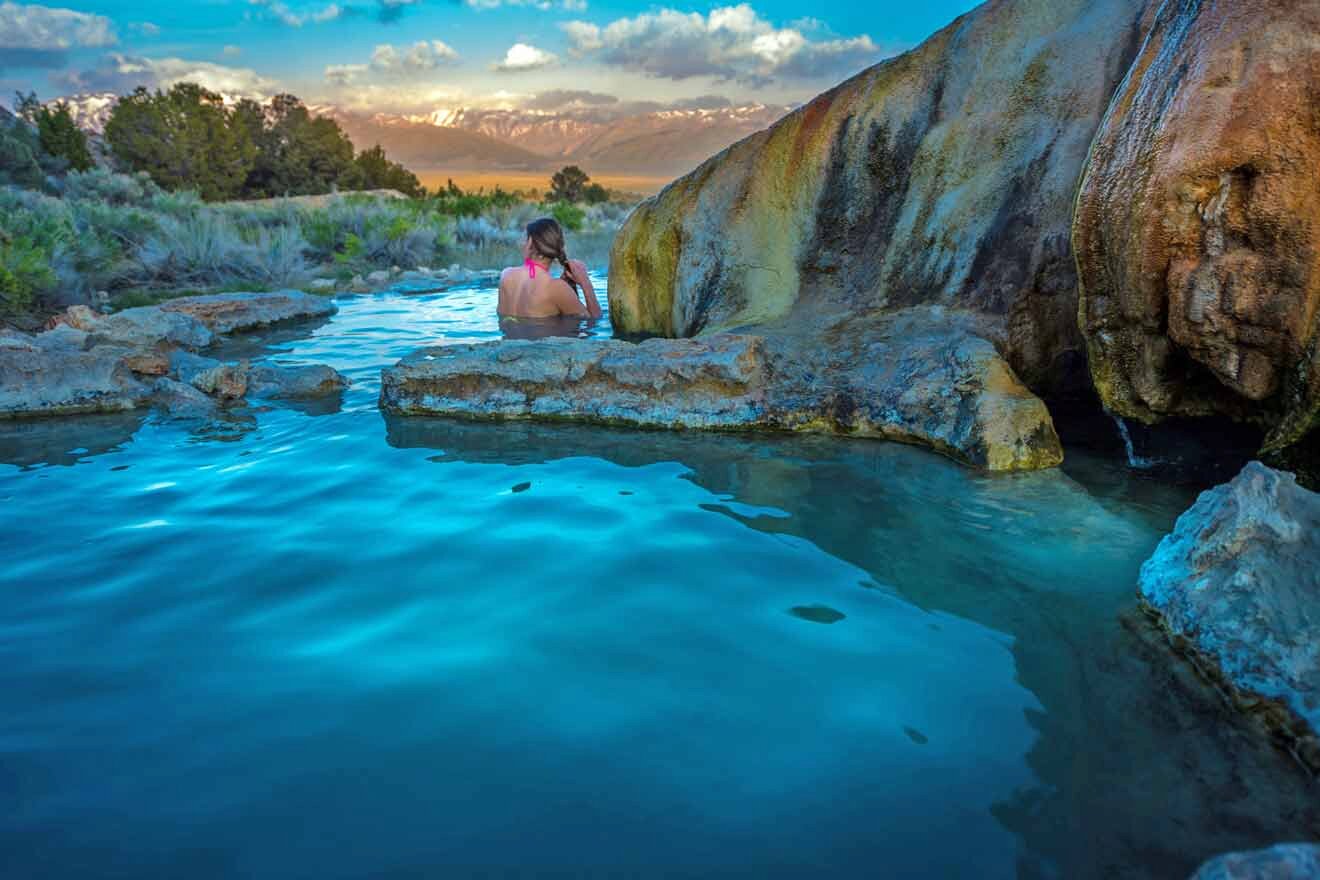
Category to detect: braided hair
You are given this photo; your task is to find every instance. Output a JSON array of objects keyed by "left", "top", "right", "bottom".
[{"left": 526, "top": 217, "right": 578, "bottom": 293}]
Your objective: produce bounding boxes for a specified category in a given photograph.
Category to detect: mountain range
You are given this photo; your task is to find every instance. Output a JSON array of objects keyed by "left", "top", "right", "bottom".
[{"left": 51, "top": 92, "right": 789, "bottom": 181}]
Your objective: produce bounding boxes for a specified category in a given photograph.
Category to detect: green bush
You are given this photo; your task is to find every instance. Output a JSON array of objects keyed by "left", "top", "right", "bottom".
[
  {"left": 550, "top": 201, "right": 586, "bottom": 232},
  {"left": 0, "top": 233, "right": 57, "bottom": 314}
]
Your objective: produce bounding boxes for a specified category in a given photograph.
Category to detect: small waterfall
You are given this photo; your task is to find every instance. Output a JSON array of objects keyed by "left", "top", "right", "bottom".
[{"left": 1111, "top": 413, "right": 1158, "bottom": 470}]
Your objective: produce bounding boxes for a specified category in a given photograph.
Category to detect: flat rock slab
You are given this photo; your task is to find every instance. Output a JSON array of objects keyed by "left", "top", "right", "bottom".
[
  {"left": 382, "top": 335, "right": 769, "bottom": 430},
  {"left": 1191, "top": 843, "right": 1320, "bottom": 880},
  {"left": 160, "top": 290, "right": 337, "bottom": 335},
  {"left": 1140, "top": 462, "right": 1320, "bottom": 768},
  {"left": 380, "top": 313, "right": 1064, "bottom": 471},
  {"left": 53, "top": 304, "right": 214, "bottom": 351},
  {"left": 0, "top": 327, "right": 151, "bottom": 417}
]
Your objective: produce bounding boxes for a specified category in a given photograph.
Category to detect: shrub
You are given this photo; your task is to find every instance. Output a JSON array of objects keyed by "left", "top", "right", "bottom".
[
  {"left": 0, "top": 233, "right": 58, "bottom": 314},
  {"left": 550, "top": 201, "right": 586, "bottom": 232}
]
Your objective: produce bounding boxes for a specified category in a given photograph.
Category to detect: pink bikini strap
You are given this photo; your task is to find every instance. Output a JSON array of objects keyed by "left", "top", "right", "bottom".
[{"left": 524, "top": 258, "right": 537, "bottom": 278}]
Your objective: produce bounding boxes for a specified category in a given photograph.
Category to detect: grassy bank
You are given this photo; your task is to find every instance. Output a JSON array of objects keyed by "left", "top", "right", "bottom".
[{"left": 0, "top": 168, "right": 632, "bottom": 321}]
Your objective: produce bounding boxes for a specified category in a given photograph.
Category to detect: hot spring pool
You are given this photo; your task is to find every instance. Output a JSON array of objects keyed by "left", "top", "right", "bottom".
[{"left": 1, "top": 275, "right": 1315, "bottom": 879}]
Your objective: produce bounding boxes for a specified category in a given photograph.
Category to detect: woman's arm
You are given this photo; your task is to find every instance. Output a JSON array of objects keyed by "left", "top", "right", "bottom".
[{"left": 568, "top": 260, "right": 603, "bottom": 319}]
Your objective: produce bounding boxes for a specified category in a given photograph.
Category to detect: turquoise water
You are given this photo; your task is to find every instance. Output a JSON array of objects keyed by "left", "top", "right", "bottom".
[{"left": 2, "top": 276, "right": 1315, "bottom": 879}]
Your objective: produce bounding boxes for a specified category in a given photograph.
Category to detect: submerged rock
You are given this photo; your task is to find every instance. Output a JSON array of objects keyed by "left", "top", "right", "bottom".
[
  {"left": 159, "top": 290, "right": 337, "bottom": 335},
  {"left": 246, "top": 363, "right": 349, "bottom": 399},
  {"left": 1190, "top": 843, "right": 1320, "bottom": 880},
  {"left": 151, "top": 377, "right": 220, "bottom": 420},
  {"left": 1139, "top": 462, "right": 1320, "bottom": 769},
  {"left": 379, "top": 316, "right": 1062, "bottom": 471},
  {"left": 1075, "top": 0, "right": 1320, "bottom": 453}
]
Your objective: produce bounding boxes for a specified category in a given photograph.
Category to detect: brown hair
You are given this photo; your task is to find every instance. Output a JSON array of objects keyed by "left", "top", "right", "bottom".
[{"left": 526, "top": 217, "right": 577, "bottom": 292}]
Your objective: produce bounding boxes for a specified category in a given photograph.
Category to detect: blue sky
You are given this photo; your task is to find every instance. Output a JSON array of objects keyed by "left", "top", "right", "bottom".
[{"left": 1, "top": 0, "right": 981, "bottom": 113}]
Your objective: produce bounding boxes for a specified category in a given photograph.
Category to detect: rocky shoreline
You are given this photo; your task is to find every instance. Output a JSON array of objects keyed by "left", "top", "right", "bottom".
[{"left": 0, "top": 291, "right": 348, "bottom": 422}]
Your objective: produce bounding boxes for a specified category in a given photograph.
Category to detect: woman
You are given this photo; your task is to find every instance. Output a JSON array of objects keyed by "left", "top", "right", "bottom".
[{"left": 498, "top": 218, "right": 602, "bottom": 330}]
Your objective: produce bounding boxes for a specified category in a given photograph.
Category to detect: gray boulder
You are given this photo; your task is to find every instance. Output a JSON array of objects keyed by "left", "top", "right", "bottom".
[
  {"left": 151, "top": 377, "right": 220, "bottom": 420},
  {"left": 169, "top": 351, "right": 248, "bottom": 400},
  {"left": 1140, "top": 462, "right": 1320, "bottom": 768},
  {"left": 1191, "top": 843, "right": 1320, "bottom": 880},
  {"left": 52, "top": 304, "right": 213, "bottom": 350},
  {"left": 159, "top": 290, "right": 336, "bottom": 334},
  {"left": 246, "top": 363, "right": 349, "bottom": 399}
]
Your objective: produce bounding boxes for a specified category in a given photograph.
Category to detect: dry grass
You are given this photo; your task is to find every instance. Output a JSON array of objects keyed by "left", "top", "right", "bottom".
[{"left": 414, "top": 169, "right": 673, "bottom": 198}]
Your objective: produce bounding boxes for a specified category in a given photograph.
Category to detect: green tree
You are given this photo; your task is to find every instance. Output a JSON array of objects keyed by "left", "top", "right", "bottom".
[
  {"left": 350, "top": 144, "right": 423, "bottom": 197},
  {"left": 33, "top": 102, "right": 94, "bottom": 172},
  {"left": 582, "top": 182, "right": 609, "bottom": 205},
  {"left": 105, "top": 83, "right": 255, "bottom": 201},
  {"left": 256, "top": 94, "right": 356, "bottom": 197},
  {"left": 0, "top": 109, "right": 44, "bottom": 189},
  {"left": 230, "top": 98, "right": 275, "bottom": 197},
  {"left": 549, "top": 165, "right": 590, "bottom": 203}
]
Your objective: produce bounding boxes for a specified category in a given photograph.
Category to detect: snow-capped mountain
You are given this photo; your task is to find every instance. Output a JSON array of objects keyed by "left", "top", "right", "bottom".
[
  {"left": 48, "top": 92, "right": 121, "bottom": 134},
  {"left": 50, "top": 91, "right": 789, "bottom": 178},
  {"left": 407, "top": 104, "right": 786, "bottom": 166},
  {"left": 326, "top": 103, "right": 788, "bottom": 176}
]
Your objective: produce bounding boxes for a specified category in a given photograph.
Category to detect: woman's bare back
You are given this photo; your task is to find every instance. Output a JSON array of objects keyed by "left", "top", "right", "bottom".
[{"left": 497, "top": 261, "right": 583, "bottom": 318}]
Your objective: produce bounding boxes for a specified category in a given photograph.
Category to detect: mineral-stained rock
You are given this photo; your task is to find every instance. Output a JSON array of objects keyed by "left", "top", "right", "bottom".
[
  {"left": 1190, "top": 843, "right": 1320, "bottom": 880},
  {"left": 246, "top": 363, "right": 349, "bottom": 398},
  {"left": 380, "top": 316, "right": 1063, "bottom": 471},
  {"left": 608, "top": 0, "right": 1149, "bottom": 397},
  {"left": 1139, "top": 462, "right": 1320, "bottom": 769},
  {"left": 169, "top": 351, "right": 248, "bottom": 400},
  {"left": 122, "top": 352, "right": 172, "bottom": 376},
  {"left": 0, "top": 328, "right": 151, "bottom": 417},
  {"left": 765, "top": 309, "right": 1064, "bottom": 471},
  {"left": 51, "top": 304, "right": 213, "bottom": 351},
  {"left": 159, "top": 290, "right": 337, "bottom": 335},
  {"left": 1074, "top": 0, "right": 1320, "bottom": 452}
]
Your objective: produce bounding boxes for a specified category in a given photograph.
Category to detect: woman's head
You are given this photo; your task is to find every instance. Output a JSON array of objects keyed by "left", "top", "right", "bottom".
[{"left": 524, "top": 217, "right": 576, "bottom": 289}]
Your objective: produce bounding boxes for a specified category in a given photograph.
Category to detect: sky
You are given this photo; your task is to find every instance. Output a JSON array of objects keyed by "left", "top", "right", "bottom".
[{"left": 0, "top": 0, "right": 981, "bottom": 115}]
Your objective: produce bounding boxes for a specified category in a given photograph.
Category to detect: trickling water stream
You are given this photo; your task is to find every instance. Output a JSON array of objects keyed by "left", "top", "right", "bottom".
[
  {"left": 1, "top": 277, "right": 1315, "bottom": 879},
  {"left": 1111, "top": 413, "right": 1160, "bottom": 470}
]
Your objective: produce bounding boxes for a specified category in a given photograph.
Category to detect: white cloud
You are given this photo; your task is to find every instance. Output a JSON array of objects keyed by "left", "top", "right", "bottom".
[
  {"left": 132, "top": 22, "right": 161, "bottom": 37},
  {"left": 370, "top": 39, "right": 458, "bottom": 74},
  {"left": 222, "top": 45, "right": 242, "bottom": 57},
  {"left": 465, "top": 0, "right": 585, "bottom": 10},
  {"left": 563, "top": 4, "right": 882, "bottom": 83},
  {"left": 60, "top": 53, "right": 278, "bottom": 100},
  {"left": 321, "top": 81, "right": 469, "bottom": 115},
  {"left": 0, "top": 1, "right": 116, "bottom": 49},
  {"left": 493, "top": 42, "right": 557, "bottom": 72},
  {"left": 248, "top": 0, "right": 345, "bottom": 28}
]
